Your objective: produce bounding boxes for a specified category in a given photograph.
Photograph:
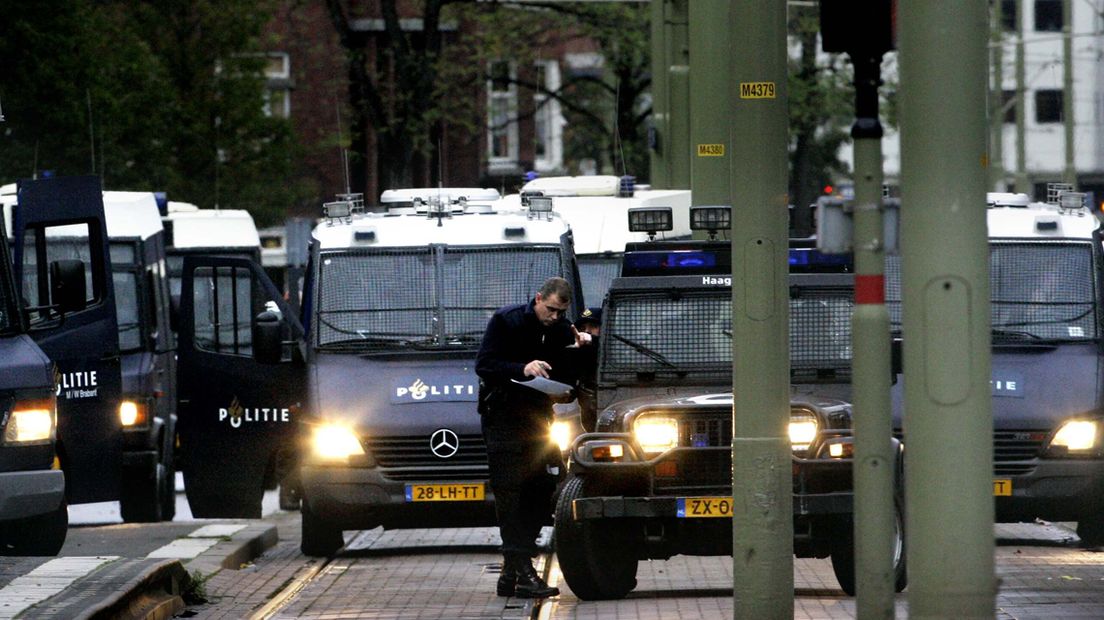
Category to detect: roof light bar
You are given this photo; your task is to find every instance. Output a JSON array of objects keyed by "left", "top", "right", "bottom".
[
  {"left": 323, "top": 201, "right": 352, "bottom": 219},
  {"left": 528, "top": 195, "right": 553, "bottom": 213}
]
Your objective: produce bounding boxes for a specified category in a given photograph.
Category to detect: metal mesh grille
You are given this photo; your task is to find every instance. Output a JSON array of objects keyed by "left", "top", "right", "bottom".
[
  {"left": 316, "top": 246, "right": 562, "bottom": 350},
  {"left": 602, "top": 288, "right": 853, "bottom": 381},
  {"left": 886, "top": 242, "right": 1097, "bottom": 340},
  {"left": 579, "top": 257, "right": 622, "bottom": 308},
  {"left": 440, "top": 246, "right": 562, "bottom": 339}
]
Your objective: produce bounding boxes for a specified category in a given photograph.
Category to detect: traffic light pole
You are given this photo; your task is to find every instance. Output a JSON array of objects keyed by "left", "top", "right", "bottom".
[
  {"left": 849, "top": 54, "right": 895, "bottom": 620},
  {"left": 728, "top": 1, "right": 792, "bottom": 617},
  {"left": 898, "top": 2, "right": 996, "bottom": 617}
]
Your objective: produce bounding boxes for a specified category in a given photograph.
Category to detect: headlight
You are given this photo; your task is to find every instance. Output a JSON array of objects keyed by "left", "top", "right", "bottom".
[
  {"left": 5, "top": 399, "right": 55, "bottom": 443},
  {"left": 1048, "top": 420, "right": 1100, "bottom": 455},
  {"left": 789, "top": 409, "right": 819, "bottom": 453},
  {"left": 118, "top": 400, "right": 149, "bottom": 428},
  {"left": 311, "top": 423, "right": 365, "bottom": 460},
  {"left": 634, "top": 416, "right": 679, "bottom": 454},
  {"left": 550, "top": 420, "right": 573, "bottom": 452}
]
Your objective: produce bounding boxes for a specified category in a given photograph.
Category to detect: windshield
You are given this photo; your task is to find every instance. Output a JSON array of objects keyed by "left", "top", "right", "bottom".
[
  {"left": 886, "top": 241, "right": 1097, "bottom": 341},
  {"left": 601, "top": 288, "right": 853, "bottom": 382},
  {"left": 315, "top": 245, "right": 564, "bottom": 352},
  {"left": 113, "top": 271, "right": 142, "bottom": 351}
]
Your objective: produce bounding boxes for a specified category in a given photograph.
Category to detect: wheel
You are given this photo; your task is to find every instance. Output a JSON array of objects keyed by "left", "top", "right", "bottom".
[
  {"left": 300, "top": 499, "right": 344, "bottom": 557},
  {"left": 0, "top": 499, "right": 68, "bottom": 556},
  {"left": 553, "top": 476, "right": 638, "bottom": 600},
  {"left": 1077, "top": 516, "right": 1104, "bottom": 547},
  {"left": 121, "top": 462, "right": 168, "bottom": 523},
  {"left": 829, "top": 495, "right": 907, "bottom": 596}
]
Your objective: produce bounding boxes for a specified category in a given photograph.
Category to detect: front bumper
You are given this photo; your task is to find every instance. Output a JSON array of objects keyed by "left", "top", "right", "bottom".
[
  {"left": 0, "top": 469, "right": 65, "bottom": 521},
  {"left": 301, "top": 464, "right": 497, "bottom": 530},
  {"left": 995, "top": 458, "right": 1104, "bottom": 522},
  {"left": 571, "top": 492, "right": 853, "bottom": 521}
]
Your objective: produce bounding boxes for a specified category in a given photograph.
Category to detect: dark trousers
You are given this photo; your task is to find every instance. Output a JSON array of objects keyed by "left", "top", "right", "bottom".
[{"left": 482, "top": 415, "right": 559, "bottom": 557}]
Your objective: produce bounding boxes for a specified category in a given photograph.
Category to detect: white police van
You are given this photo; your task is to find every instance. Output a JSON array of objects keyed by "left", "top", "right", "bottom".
[
  {"left": 888, "top": 186, "right": 1104, "bottom": 544},
  {"left": 501, "top": 176, "right": 690, "bottom": 306},
  {"left": 2, "top": 176, "right": 122, "bottom": 523},
  {"left": 174, "top": 189, "right": 584, "bottom": 552},
  {"left": 161, "top": 201, "right": 262, "bottom": 303}
]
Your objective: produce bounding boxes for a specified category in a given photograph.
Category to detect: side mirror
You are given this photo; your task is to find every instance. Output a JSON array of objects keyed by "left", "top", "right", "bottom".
[
  {"left": 252, "top": 310, "right": 284, "bottom": 364},
  {"left": 50, "top": 259, "right": 87, "bottom": 314}
]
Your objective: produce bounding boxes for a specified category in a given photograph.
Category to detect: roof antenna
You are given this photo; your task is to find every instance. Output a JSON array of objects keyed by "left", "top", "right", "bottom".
[
  {"left": 337, "top": 97, "right": 351, "bottom": 195},
  {"left": 0, "top": 95, "right": 6, "bottom": 122},
  {"left": 87, "top": 89, "right": 96, "bottom": 175},
  {"left": 613, "top": 78, "right": 627, "bottom": 177}
]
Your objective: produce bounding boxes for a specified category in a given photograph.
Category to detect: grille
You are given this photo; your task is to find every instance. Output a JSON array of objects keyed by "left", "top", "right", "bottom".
[
  {"left": 364, "top": 434, "right": 490, "bottom": 482},
  {"left": 602, "top": 288, "right": 853, "bottom": 382},
  {"left": 653, "top": 450, "right": 731, "bottom": 494},
  {"left": 894, "top": 430, "right": 1043, "bottom": 477}
]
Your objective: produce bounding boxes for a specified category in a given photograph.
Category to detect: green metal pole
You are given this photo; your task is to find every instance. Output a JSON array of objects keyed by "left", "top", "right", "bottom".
[
  {"left": 898, "top": 2, "right": 996, "bottom": 618},
  {"left": 728, "top": 0, "right": 791, "bottom": 617},
  {"left": 688, "top": 0, "right": 727, "bottom": 205},
  {"left": 649, "top": 0, "right": 668, "bottom": 189},
  {"left": 667, "top": 0, "right": 691, "bottom": 190},
  {"left": 849, "top": 55, "right": 895, "bottom": 619},
  {"left": 990, "top": 0, "right": 1005, "bottom": 191}
]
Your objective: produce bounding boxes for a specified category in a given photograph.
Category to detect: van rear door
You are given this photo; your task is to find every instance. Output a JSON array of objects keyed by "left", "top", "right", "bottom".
[
  {"left": 13, "top": 176, "right": 123, "bottom": 503},
  {"left": 177, "top": 255, "right": 304, "bottom": 518}
]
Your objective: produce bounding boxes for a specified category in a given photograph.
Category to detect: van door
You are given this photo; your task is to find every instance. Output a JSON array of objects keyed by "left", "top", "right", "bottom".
[
  {"left": 13, "top": 176, "right": 124, "bottom": 504},
  {"left": 177, "top": 255, "right": 305, "bottom": 518}
]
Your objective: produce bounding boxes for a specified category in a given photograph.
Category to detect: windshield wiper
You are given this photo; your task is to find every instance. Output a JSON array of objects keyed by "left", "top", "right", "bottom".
[{"left": 610, "top": 334, "right": 679, "bottom": 370}]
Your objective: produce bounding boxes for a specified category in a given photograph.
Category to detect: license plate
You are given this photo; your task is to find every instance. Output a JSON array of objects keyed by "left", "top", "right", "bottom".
[
  {"left": 993, "top": 479, "right": 1012, "bottom": 496},
  {"left": 677, "top": 497, "right": 733, "bottom": 518},
  {"left": 405, "top": 483, "right": 485, "bottom": 502}
]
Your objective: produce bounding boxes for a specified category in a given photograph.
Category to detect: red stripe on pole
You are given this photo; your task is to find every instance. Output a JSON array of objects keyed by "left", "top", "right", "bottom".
[{"left": 855, "top": 274, "right": 885, "bottom": 305}]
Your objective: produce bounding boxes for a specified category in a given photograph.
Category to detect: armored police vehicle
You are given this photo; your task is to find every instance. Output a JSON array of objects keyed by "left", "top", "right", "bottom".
[
  {"left": 888, "top": 188, "right": 1104, "bottom": 545},
  {"left": 500, "top": 175, "right": 691, "bottom": 305},
  {"left": 3, "top": 176, "right": 123, "bottom": 513},
  {"left": 0, "top": 215, "right": 67, "bottom": 555},
  {"left": 173, "top": 189, "right": 584, "bottom": 553},
  {"left": 554, "top": 206, "right": 906, "bottom": 599}
]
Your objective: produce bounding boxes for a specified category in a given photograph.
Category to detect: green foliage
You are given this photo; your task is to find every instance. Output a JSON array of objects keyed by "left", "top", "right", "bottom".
[{"left": 0, "top": 0, "right": 309, "bottom": 226}]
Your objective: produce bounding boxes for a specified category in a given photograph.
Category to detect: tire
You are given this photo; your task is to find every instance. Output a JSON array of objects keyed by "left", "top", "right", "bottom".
[
  {"left": 1077, "top": 517, "right": 1104, "bottom": 547},
  {"left": 553, "top": 476, "right": 638, "bottom": 600},
  {"left": 121, "top": 462, "right": 168, "bottom": 523},
  {"left": 1, "top": 499, "right": 68, "bottom": 556},
  {"left": 301, "top": 500, "right": 344, "bottom": 557},
  {"left": 830, "top": 496, "right": 907, "bottom": 596}
]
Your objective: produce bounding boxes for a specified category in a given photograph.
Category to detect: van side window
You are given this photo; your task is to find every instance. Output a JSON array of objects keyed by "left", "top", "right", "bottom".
[
  {"left": 192, "top": 265, "right": 256, "bottom": 356},
  {"left": 21, "top": 221, "right": 100, "bottom": 323}
]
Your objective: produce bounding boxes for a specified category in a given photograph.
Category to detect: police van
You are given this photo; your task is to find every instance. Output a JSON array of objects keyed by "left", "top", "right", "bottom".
[
  {"left": 3, "top": 176, "right": 123, "bottom": 518},
  {"left": 888, "top": 187, "right": 1104, "bottom": 545},
  {"left": 161, "top": 201, "right": 262, "bottom": 304},
  {"left": 173, "top": 188, "right": 584, "bottom": 552},
  {"left": 500, "top": 175, "right": 691, "bottom": 305},
  {"left": 553, "top": 207, "right": 906, "bottom": 599}
]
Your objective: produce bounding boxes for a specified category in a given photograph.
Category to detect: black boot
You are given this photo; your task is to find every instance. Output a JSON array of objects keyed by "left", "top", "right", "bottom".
[
  {"left": 513, "top": 559, "right": 559, "bottom": 598},
  {"left": 496, "top": 559, "right": 517, "bottom": 597}
]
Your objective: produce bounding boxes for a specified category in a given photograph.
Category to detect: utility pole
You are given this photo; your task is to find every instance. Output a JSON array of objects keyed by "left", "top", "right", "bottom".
[
  {"left": 820, "top": 1, "right": 897, "bottom": 616},
  {"left": 689, "top": 1, "right": 727, "bottom": 205},
  {"left": 990, "top": 1, "right": 1006, "bottom": 191},
  {"left": 898, "top": 2, "right": 996, "bottom": 618},
  {"left": 1015, "top": 0, "right": 1029, "bottom": 193},
  {"left": 650, "top": 0, "right": 690, "bottom": 190},
  {"left": 728, "top": 0, "right": 792, "bottom": 617},
  {"left": 1063, "top": 0, "right": 1076, "bottom": 186}
]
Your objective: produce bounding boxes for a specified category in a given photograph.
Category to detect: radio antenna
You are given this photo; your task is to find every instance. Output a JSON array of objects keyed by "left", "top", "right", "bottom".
[
  {"left": 337, "top": 97, "right": 351, "bottom": 194},
  {"left": 87, "top": 89, "right": 96, "bottom": 174}
]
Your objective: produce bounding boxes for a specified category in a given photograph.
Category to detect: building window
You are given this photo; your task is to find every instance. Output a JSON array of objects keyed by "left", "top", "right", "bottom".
[
  {"left": 1001, "top": 89, "right": 1017, "bottom": 124},
  {"left": 487, "top": 61, "right": 518, "bottom": 169},
  {"left": 1001, "top": 0, "right": 1016, "bottom": 31},
  {"left": 534, "top": 61, "right": 564, "bottom": 172},
  {"left": 1035, "top": 89, "right": 1063, "bottom": 123},
  {"left": 263, "top": 52, "right": 291, "bottom": 118},
  {"left": 1034, "top": 0, "right": 1063, "bottom": 32}
]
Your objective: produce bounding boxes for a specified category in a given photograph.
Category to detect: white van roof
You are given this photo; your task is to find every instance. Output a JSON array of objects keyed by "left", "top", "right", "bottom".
[
  {"left": 103, "top": 191, "right": 163, "bottom": 241},
  {"left": 987, "top": 193, "right": 1098, "bottom": 239},
  {"left": 165, "top": 209, "right": 261, "bottom": 249}
]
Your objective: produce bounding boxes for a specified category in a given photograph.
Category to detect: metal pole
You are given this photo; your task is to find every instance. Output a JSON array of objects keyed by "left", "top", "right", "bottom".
[
  {"left": 728, "top": 0, "right": 791, "bottom": 617},
  {"left": 1063, "top": 0, "right": 1075, "bottom": 186},
  {"left": 990, "top": 1, "right": 1005, "bottom": 191},
  {"left": 689, "top": 0, "right": 724, "bottom": 204},
  {"left": 1015, "top": 0, "right": 1029, "bottom": 193},
  {"left": 667, "top": 0, "right": 691, "bottom": 189},
  {"left": 898, "top": 2, "right": 996, "bottom": 618},
  {"left": 850, "top": 54, "right": 895, "bottom": 620},
  {"left": 649, "top": 0, "right": 668, "bottom": 189}
]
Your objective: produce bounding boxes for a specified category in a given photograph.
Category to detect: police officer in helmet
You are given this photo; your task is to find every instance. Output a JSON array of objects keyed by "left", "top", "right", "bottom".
[{"left": 476, "top": 277, "right": 591, "bottom": 598}]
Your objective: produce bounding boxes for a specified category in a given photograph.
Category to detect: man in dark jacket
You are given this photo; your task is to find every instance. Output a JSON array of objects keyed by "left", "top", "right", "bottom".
[{"left": 476, "top": 276, "right": 590, "bottom": 598}]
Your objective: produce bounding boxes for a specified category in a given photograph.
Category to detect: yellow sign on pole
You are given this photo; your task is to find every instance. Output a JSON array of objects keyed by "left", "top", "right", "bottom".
[
  {"left": 697, "top": 144, "right": 725, "bottom": 157},
  {"left": 739, "top": 82, "right": 776, "bottom": 99}
]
